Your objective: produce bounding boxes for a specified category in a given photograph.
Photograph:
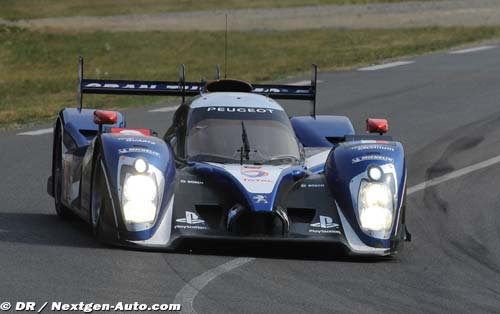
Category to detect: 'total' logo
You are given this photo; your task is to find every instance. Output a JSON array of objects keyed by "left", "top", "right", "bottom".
[{"left": 242, "top": 169, "right": 268, "bottom": 178}]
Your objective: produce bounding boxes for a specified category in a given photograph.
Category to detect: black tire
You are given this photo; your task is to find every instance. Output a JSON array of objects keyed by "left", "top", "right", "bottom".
[
  {"left": 53, "top": 125, "right": 70, "bottom": 218},
  {"left": 90, "top": 153, "right": 105, "bottom": 238},
  {"left": 392, "top": 188, "right": 409, "bottom": 253}
]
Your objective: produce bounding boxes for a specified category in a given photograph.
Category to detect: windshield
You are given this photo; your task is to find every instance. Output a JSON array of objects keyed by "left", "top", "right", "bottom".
[{"left": 186, "top": 107, "right": 301, "bottom": 164}]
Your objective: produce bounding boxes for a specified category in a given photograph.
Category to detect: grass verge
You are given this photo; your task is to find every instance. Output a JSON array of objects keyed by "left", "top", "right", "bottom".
[
  {"left": 1, "top": 26, "right": 500, "bottom": 129},
  {"left": 1, "top": 0, "right": 431, "bottom": 20}
]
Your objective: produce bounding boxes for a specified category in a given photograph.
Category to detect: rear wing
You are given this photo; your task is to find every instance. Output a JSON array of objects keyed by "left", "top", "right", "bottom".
[{"left": 77, "top": 57, "right": 318, "bottom": 116}]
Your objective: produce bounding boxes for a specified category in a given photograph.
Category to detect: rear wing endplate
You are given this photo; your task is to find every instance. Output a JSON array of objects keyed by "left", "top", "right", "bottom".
[{"left": 77, "top": 57, "right": 318, "bottom": 116}]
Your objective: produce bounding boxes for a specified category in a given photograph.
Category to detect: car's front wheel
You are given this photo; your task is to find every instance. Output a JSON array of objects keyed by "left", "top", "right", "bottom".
[
  {"left": 90, "top": 153, "right": 105, "bottom": 237},
  {"left": 53, "top": 124, "right": 70, "bottom": 218}
]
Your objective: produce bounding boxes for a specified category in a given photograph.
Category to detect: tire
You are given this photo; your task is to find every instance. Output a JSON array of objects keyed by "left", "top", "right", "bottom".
[
  {"left": 392, "top": 188, "right": 409, "bottom": 253},
  {"left": 53, "top": 125, "right": 70, "bottom": 218},
  {"left": 90, "top": 153, "right": 106, "bottom": 238}
]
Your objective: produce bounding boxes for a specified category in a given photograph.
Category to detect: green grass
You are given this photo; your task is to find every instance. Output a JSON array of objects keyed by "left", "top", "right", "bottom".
[
  {"left": 0, "top": 0, "right": 431, "bottom": 20},
  {"left": 1, "top": 26, "right": 500, "bottom": 128}
]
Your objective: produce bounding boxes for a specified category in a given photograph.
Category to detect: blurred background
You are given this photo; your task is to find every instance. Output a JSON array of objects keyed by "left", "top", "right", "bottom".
[
  {"left": 1, "top": 0, "right": 500, "bottom": 129},
  {"left": 2, "top": 3, "right": 500, "bottom": 314}
]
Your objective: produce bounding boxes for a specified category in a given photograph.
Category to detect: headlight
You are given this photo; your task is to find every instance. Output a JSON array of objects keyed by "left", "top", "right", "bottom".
[
  {"left": 122, "top": 174, "right": 158, "bottom": 230},
  {"left": 358, "top": 181, "right": 394, "bottom": 232},
  {"left": 367, "top": 165, "right": 383, "bottom": 181},
  {"left": 133, "top": 158, "right": 148, "bottom": 173}
]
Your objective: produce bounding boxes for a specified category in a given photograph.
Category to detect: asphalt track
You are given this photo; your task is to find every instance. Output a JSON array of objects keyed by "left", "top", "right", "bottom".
[{"left": 1, "top": 44, "right": 500, "bottom": 314}]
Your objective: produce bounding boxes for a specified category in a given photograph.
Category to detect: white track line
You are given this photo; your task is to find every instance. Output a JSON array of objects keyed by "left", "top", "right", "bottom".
[
  {"left": 148, "top": 105, "right": 179, "bottom": 113},
  {"left": 289, "top": 80, "right": 323, "bottom": 86},
  {"left": 407, "top": 154, "right": 500, "bottom": 195},
  {"left": 17, "top": 128, "right": 53, "bottom": 136},
  {"left": 449, "top": 45, "right": 496, "bottom": 55},
  {"left": 358, "top": 61, "right": 415, "bottom": 71},
  {"left": 174, "top": 153, "right": 500, "bottom": 313},
  {"left": 174, "top": 257, "right": 254, "bottom": 314}
]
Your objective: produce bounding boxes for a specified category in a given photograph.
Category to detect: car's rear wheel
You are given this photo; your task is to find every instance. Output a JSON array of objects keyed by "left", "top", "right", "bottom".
[{"left": 53, "top": 125, "right": 70, "bottom": 218}]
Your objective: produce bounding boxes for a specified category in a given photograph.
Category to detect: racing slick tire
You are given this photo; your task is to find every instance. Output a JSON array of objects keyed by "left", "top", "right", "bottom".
[
  {"left": 90, "top": 153, "right": 106, "bottom": 238},
  {"left": 53, "top": 124, "right": 71, "bottom": 219}
]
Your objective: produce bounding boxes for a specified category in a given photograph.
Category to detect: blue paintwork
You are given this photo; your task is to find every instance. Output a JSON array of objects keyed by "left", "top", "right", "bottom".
[
  {"left": 324, "top": 140, "right": 405, "bottom": 248},
  {"left": 99, "top": 134, "right": 176, "bottom": 240},
  {"left": 291, "top": 115, "right": 355, "bottom": 147},
  {"left": 309, "top": 165, "right": 325, "bottom": 174},
  {"left": 61, "top": 108, "right": 125, "bottom": 147}
]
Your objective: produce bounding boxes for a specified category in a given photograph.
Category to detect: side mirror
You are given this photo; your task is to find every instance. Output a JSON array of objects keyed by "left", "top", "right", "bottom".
[
  {"left": 94, "top": 110, "right": 117, "bottom": 125},
  {"left": 94, "top": 110, "right": 117, "bottom": 133},
  {"left": 366, "top": 118, "right": 388, "bottom": 135}
]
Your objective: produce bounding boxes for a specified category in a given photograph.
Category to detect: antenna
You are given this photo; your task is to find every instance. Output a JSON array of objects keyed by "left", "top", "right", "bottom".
[
  {"left": 215, "top": 64, "right": 221, "bottom": 80},
  {"left": 224, "top": 14, "right": 228, "bottom": 79},
  {"left": 78, "top": 56, "right": 83, "bottom": 112},
  {"left": 179, "top": 64, "right": 186, "bottom": 105},
  {"left": 311, "top": 64, "right": 317, "bottom": 118}
]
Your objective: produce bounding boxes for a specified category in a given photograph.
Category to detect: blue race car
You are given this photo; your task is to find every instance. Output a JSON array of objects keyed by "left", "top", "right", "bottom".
[{"left": 47, "top": 58, "right": 410, "bottom": 256}]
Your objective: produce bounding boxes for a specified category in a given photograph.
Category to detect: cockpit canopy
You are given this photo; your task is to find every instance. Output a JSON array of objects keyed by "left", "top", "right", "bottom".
[{"left": 185, "top": 94, "right": 301, "bottom": 165}]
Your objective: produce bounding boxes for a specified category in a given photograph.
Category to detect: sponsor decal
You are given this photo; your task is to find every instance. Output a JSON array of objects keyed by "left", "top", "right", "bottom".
[
  {"left": 310, "top": 215, "right": 338, "bottom": 228},
  {"left": 352, "top": 145, "right": 395, "bottom": 152},
  {"left": 242, "top": 169, "right": 268, "bottom": 178},
  {"left": 118, "top": 147, "right": 160, "bottom": 157},
  {"left": 252, "top": 195, "right": 268, "bottom": 204},
  {"left": 84, "top": 82, "right": 200, "bottom": 91},
  {"left": 206, "top": 107, "right": 274, "bottom": 114},
  {"left": 242, "top": 178, "right": 273, "bottom": 183},
  {"left": 176, "top": 211, "right": 205, "bottom": 224},
  {"left": 309, "top": 215, "right": 341, "bottom": 234},
  {"left": 174, "top": 211, "right": 208, "bottom": 230},
  {"left": 218, "top": 164, "right": 283, "bottom": 193},
  {"left": 253, "top": 87, "right": 309, "bottom": 94},
  {"left": 300, "top": 183, "right": 325, "bottom": 188},
  {"left": 180, "top": 179, "right": 204, "bottom": 185},
  {"left": 118, "top": 130, "right": 143, "bottom": 136},
  {"left": 352, "top": 155, "right": 394, "bottom": 164},
  {"left": 85, "top": 83, "right": 159, "bottom": 89},
  {"left": 117, "top": 138, "right": 157, "bottom": 145},
  {"left": 308, "top": 229, "right": 341, "bottom": 235},
  {"left": 111, "top": 128, "right": 151, "bottom": 136},
  {"left": 84, "top": 83, "right": 157, "bottom": 89},
  {"left": 242, "top": 169, "right": 272, "bottom": 182}
]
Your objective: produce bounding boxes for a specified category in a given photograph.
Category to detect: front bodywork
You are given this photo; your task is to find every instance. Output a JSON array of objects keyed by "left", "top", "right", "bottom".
[{"left": 101, "top": 139, "right": 407, "bottom": 256}]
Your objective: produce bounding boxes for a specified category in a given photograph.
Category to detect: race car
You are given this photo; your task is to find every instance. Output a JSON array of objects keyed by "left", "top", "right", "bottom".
[{"left": 47, "top": 58, "right": 410, "bottom": 256}]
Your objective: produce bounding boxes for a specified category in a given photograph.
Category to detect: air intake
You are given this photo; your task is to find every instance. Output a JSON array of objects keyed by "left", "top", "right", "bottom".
[{"left": 205, "top": 79, "right": 253, "bottom": 93}]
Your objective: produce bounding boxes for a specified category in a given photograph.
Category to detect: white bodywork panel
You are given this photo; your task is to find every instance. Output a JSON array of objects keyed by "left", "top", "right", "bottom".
[{"left": 190, "top": 92, "right": 284, "bottom": 110}]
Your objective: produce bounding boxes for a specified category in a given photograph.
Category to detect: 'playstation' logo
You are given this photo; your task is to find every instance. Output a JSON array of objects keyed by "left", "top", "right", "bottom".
[
  {"left": 176, "top": 211, "right": 205, "bottom": 225},
  {"left": 310, "top": 215, "right": 338, "bottom": 229}
]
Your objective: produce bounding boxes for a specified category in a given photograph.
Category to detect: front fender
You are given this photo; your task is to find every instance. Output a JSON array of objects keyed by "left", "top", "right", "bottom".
[
  {"left": 325, "top": 140, "right": 406, "bottom": 249},
  {"left": 98, "top": 133, "right": 176, "bottom": 240}
]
